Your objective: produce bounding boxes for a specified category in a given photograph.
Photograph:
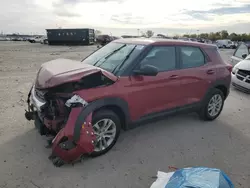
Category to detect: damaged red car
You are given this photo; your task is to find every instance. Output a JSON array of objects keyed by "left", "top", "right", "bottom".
[{"left": 25, "top": 38, "right": 232, "bottom": 166}]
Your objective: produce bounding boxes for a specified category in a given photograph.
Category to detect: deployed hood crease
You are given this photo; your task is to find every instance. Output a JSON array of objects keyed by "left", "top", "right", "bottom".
[{"left": 35, "top": 58, "right": 117, "bottom": 89}]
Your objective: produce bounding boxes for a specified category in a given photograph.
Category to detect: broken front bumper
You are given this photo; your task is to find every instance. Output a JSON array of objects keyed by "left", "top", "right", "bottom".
[
  {"left": 25, "top": 86, "right": 96, "bottom": 166},
  {"left": 50, "top": 108, "right": 96, "bottom": 166}
]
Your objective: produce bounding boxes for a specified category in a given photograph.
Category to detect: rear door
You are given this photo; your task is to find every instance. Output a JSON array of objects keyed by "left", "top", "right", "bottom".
[
  {"left": 177, "top": 46, "right": 217, "bottom": 105},
  {"left": 128, "top": 45, "right": 183, "bottom": 120},
  {"left": 231, "top": 43, "right": 249, "bottom": 66}
]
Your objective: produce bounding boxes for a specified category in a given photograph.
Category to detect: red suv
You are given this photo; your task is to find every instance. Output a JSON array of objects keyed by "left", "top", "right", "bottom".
[{"left": 25, "top": 38, "right": 232, "bottom": 166}]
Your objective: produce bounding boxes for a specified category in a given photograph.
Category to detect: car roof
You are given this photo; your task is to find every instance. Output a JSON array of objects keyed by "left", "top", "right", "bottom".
[{"left": 113, "top": 38, "right": 216, "bottom": 48}]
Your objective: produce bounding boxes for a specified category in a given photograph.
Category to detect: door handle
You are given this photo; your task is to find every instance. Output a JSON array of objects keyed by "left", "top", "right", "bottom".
[
  {"left": 207, "top": 70, "right": 215, "bottom": 75},
  {"left": 169, "top": 75, "right": 179, "bottom": 79}
]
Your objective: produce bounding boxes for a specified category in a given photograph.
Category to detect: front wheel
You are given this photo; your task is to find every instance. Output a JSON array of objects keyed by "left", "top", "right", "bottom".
[
  {"left": 198, "top": 89, "right": 225, "bottom": 121},
  {"left": 90, "top": 110, "right": 121, "bottom": 157}
]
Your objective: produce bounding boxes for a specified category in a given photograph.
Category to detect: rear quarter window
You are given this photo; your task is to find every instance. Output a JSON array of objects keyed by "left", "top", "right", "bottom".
[{"left": 204, "top": 47, "right": 224, "bottom": 64}]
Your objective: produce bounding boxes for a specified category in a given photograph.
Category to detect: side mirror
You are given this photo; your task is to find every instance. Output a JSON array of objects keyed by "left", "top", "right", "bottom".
[
  {"left": 242, "top": 54, "right": 247, "bottom": 59},
  {"left": 133, "top": 65, "right": 158, "bottom": 76}
]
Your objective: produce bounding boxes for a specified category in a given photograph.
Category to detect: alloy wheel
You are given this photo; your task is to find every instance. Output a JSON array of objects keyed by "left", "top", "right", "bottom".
[
  {"left": 207, "top": 94, "right": 223, "bottom": 117},
  {"left": 92, "top": 118, "right": 116, "bottom": 152}
]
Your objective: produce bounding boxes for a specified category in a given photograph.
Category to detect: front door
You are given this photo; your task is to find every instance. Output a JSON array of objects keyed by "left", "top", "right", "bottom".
[{"left": 127, "top": 45, "right": 182, "bottom": 121}]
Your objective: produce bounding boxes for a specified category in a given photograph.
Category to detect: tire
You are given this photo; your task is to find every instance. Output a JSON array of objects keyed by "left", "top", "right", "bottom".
[
  {"left": 90, "top": 110, "right": 121, "bottom": 157},
  {"left": 198, "top": 88, "right": 225, "bottom": 121}
]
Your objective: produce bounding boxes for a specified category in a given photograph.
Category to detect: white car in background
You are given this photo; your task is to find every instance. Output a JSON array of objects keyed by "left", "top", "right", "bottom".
[
  {"left": 28, "top": 36, "right": 42, "bottom": 43},
  {"left": 216, "top": 39, "right": 236, "bottom": 49},
  {"left": 231, "top": 42, "right": 250, "bottom": 93},
  {"left": 40, "top": 36, "right": 48, "bottom": 44}
]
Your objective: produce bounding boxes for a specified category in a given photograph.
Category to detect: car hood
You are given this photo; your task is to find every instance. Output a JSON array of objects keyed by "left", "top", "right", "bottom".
[
  {"left": 235, "top": 56, "right": 250, "bottom": 70},
  {"left": 35, "top": 58, "right": 117, "bottom": 89}
]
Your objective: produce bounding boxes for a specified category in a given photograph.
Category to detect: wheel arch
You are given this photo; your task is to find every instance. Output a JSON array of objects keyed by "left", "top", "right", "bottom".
[
  {"left": 73, "top": 97, "right": 130, "bottom": 142},
  {"left": 204, "top": 79, "right": 230, "bottom": 101},
  {"left": 214, "top": 85, "right": 228, "bottom": 98},
  {"left": 93, "top": 105, "right": 127, "bottom": 130}
]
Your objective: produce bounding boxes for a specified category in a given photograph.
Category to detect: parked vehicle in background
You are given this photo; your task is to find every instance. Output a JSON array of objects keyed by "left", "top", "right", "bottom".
[
  {"left": 231, "top": 42, "right": 250, "bottom": 92},
  {"left": 12, "top": 37, "right": 23, "bottom": 41},
  {"left": 25, "top": 38, "right": 232, "bottom": 166},
  {"left": 153, "top": 34, "right": 173, "bottom": 39},
  {"left": 204, "top": 39, "right": 212, "bottom": 44},
  {"left": 177, "top": 37, "right": 189, "bottom": 41},
  {"left": 28, "top": 36, "right": 43, "bottom": 43},
  {"left": 96, "top": 34, "right": 113, "bottom": 46},
  {"left": 216, "top": 39, "right": 236, "bottom": 49},
  {"left": 0, "top": 36, "right": 8, "bottom": 41},
  {"left": 232, "top": 41, "right": 238, "bottom": 48},
  {"left": 231, "top": 42, "right": 250, "bottom": 64},
  {"left": 189, "top": 38, "right": 198, "bottom": 42},
  {"left": 40, "top": 36, "right": 48, "bottom": 44},
  {"left": 231, "top": 43, "right": 250, "bottom": 93}
]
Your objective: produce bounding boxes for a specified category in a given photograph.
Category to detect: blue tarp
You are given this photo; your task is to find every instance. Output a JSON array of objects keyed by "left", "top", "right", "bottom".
[{"left": 165, "top": 167, "right": 234, "bottom": 188}]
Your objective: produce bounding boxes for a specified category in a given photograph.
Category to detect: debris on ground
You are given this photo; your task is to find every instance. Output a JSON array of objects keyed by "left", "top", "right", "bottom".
[{"left": 150, "top": 167, "right": 234, "bottom": 188}]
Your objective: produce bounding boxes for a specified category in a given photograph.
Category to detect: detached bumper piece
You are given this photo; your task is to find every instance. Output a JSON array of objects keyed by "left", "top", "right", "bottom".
[{"left": 48, "top": 109, "right": 96, "bottom": 167}]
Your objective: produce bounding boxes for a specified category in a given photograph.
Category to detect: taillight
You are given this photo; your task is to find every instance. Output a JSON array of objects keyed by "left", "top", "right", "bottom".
[{"left": 226, "top": 64, "right": 233, "bottom": 73}]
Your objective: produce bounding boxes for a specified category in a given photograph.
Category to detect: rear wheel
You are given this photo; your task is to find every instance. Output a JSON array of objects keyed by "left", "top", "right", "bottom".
[
  {"left": 199, "top": 89, "right": 224, "bottom": 121},
  {"left": 90, "top": 110, "right": 121, "bottom": 157}
]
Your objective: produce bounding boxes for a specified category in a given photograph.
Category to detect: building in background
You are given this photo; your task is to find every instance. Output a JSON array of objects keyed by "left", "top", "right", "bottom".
[{"left": 46, "top": 28, "right": 95, "bottom": 45}]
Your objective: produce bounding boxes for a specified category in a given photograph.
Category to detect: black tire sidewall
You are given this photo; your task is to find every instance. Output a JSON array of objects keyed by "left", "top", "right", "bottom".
[
  {"left": 90, "top": 110, "right": 121, "bottom": 157},
  {"left": 201, "top": 89, "right": 225, "bottom": 121}
]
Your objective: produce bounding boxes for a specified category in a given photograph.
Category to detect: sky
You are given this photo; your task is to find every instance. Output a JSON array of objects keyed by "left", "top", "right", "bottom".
[{"left": 1, "top": 0, "right": 250, "bottom": 36}]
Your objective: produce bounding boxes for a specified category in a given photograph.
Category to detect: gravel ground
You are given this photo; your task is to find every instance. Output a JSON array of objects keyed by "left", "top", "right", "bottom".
[{"left": 0, "top": 42, "right": 249, "bottom": 188}]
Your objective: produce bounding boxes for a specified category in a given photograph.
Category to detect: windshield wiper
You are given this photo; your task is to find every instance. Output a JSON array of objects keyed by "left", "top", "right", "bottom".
[
  {"left": 93, "top": 44, "right": 127, "bottom": 67},
  {"left": 112, "top": 45, "right": 137, "bottom": 73}
]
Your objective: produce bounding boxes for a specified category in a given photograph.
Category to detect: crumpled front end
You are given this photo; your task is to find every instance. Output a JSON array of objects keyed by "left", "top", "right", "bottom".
[
  {"left": 25, "top": 85, "right": 96, "bottom": 167},
  {"left": 49, "top": 109, "right": 96, "bottom": 167}
]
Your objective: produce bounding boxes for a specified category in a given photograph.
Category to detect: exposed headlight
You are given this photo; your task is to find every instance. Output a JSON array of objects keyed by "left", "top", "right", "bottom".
[{"left": 65, "top": 95, "right": 88, "bottom": 108}]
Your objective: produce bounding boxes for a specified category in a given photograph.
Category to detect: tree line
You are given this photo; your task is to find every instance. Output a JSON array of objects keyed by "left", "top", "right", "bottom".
[
  {"left": 182, "top": 30, "right": 250, "bottom": 41},
  {"left": 95, "top": 29, "right": 250, "bottom": 41}
]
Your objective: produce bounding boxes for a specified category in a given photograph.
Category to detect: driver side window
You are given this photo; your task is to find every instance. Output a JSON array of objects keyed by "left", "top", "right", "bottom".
[
  {"left": 234, "top": 44, "right": 249, "bottom": 59},
  {"left": 139, "top": 46, "right": 176, "bottom": 72}
]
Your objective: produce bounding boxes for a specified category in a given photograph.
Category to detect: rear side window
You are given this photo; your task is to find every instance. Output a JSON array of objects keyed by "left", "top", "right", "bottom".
[{"left": 180, "top": 46, "right": 205, "bottom": 68}]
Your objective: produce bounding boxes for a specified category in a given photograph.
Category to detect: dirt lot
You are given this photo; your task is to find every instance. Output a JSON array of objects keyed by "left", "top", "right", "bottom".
[{"left": 0, "top": 42, "right": 249, "bottom": 188}]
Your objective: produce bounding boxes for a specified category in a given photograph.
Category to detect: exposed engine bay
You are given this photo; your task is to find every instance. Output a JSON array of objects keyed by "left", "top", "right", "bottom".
[{"left": 25, "top": 71, "right": 115, "bottom": 166}]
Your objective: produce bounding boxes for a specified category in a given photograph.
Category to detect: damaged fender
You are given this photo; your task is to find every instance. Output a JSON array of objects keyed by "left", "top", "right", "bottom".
[
  {"left": 49, "top": 96, "right": 129, "bottom": 166},
  {"left": 50, "top": 107, "right": 96, "bottom": 165},
  {"left": 73, "top": 97, "right": 130, "bottom": 142}
]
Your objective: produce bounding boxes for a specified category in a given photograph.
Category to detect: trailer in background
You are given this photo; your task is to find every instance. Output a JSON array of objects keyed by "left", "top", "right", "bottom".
[{"left": 46, "top": 28, "right": 95, "bottom": 45}]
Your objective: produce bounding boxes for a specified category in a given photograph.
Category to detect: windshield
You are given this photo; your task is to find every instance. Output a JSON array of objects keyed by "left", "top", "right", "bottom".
[{"left": 82, "top": 42, "right": 145, "bottom": 74}]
